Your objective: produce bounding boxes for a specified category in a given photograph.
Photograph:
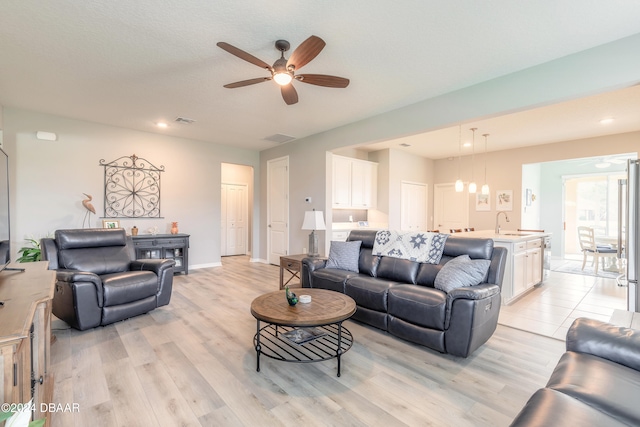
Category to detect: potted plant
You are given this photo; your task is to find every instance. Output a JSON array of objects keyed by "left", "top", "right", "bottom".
[{"left": 16, "top": 237, "right": 42, "bottom": 263}]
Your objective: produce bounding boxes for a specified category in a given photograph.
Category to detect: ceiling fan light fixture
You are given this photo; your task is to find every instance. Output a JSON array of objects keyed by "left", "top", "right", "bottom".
[{"left": 273, "top": 72, "right": 293, "bottom": 86}]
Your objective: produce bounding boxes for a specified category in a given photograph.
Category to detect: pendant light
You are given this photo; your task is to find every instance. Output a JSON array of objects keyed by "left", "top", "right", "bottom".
[
  {"left": 481, "top": 133, "right": 490, "bottom": 195},
  {"left": 468, "top": 128, "right": 477, "bottom": 194},
  {"left": 455, "top": 125, "right": 464, "bottom": 192}
]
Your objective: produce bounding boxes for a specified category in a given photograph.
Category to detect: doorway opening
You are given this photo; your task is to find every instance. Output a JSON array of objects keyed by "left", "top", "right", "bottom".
[{"left": 221, "top": 163, "right": 253, "bottom": 257}]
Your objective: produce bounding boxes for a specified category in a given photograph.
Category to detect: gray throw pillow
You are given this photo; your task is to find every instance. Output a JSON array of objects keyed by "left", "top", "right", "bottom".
[
  {"left": 326, "top": 240, "right": 362, "bottom": 273},
  {"left": 434, "top": 255, "right": 491, "bottom": 293}
]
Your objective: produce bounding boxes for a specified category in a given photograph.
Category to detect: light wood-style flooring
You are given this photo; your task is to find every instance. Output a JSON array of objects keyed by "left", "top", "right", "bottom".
[{"left": 49, "top": 256, "right": 565, "bottom": 427}]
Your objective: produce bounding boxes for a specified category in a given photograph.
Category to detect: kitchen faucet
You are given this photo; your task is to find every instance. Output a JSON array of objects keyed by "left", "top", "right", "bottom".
[{"left": 495, "top": 211, "right": 510, "bottom": 234}]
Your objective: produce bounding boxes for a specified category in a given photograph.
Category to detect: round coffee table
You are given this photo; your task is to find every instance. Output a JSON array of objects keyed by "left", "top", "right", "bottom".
[{"left": 250, "top": 288, "right": 356, "bottom": 377}]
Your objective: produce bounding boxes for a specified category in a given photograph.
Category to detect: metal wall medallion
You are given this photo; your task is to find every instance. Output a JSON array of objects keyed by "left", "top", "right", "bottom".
[{"left": 100, "top": 154, "right": 164, "bottom": 218}]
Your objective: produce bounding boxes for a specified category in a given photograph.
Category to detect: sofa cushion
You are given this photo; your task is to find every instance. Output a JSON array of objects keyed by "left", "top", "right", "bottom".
[
  {"left": 509, "top": 388, "right": 629, "bottom": 427},
  {"left": 310, "top": 268, "right": 357, "bottom": 293},
  {"left": 345, "top": 276, "right": 398, "bottom": 311},
  {"left": 545, "top": 351, "right": 640, "bottom": 426},
  {"left": 387, "top": 285, "right": 447, "bottom": 330},
  {"left": 434, "top": 255, "right": 490, "bottom": 293},
  {"left": 358, "top": 248, "right": 380, "bottom": 277},
  {"left": 415, "top": 262, "right": 443, "bottom": 287},
  {"left": 377, "top": 256, "right": 419, "bottom": 284},
  {"left": 326, "top": 240, "right": 362, "bottom": 272},
  {"left": 101, "top": 271, "right": 158, "bottom": 307}
]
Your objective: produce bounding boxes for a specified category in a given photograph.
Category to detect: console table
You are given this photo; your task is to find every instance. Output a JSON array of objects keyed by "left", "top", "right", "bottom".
[
  {"left": 132, "top": 234, "right": 190, "bottom": 274},
  {"left": 0, "top": 262, "right": 54, "bottom": 424}
]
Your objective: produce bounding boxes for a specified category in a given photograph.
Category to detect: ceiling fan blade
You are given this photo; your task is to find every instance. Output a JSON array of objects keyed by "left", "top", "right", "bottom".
[
  {"left": 223, "top": 77, "right": 271, "bottom": 88},
  {"left": 281, "top": 84, "right": 298, "bottom": 105},
  {"left": 296, "top": 74, "right": 350, "bottom": 88},
  {"left": 287, "top": 36, "right": 326, "bottom": 70},
  {"left": 217, "top": 42, "right": 272, "bottom": 70}
]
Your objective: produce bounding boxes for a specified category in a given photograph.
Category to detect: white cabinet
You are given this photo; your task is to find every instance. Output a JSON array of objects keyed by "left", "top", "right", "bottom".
[
  {"left": 332, "top": 230, "right": 350, "bottom": 242},
  {"left": 332, "top": 155, "right": 352, "bottom": 208},
  {"left": 332, "top": 155, "right": 377, "bottom": 209},
  {"left": 499, "top": 237, "right": 545, "bottom": 304}
]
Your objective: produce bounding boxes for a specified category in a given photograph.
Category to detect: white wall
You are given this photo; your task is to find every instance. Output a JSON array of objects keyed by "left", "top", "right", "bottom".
[
  {"left": 4, "top": 108, "right": 260, "bottom": 269},
  {"left": 260, "top": 33, "right": 640, "bottom": 259},
  {"left": 433, "top": 132, "right": 640, "bottom": 233}
]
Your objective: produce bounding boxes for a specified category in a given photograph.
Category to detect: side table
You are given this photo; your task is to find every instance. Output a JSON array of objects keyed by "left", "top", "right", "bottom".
[{"left": 279, "top": 254, "right": 326, "bottom": 290}]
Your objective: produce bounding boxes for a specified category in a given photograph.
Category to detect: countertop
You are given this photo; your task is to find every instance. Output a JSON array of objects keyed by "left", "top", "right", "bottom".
[{"left": 450, "top": 229, "right": 551, "bottom": 242}]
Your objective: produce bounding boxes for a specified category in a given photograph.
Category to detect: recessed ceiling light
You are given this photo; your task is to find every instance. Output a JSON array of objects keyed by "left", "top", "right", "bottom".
[
  {"left": 399, "top": 143, "right": 411, "bottom": 147},
  {"left": 599, "top": 118, "right": 614, "bottom": 125},
  {"left": 156, "top": 122, "right": 168, "bottom": 128}
]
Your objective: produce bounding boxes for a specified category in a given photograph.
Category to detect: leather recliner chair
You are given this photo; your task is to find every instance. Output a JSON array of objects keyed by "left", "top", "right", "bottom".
[{"left": 41, "top": 228, "right": 175, "bottom": 330}]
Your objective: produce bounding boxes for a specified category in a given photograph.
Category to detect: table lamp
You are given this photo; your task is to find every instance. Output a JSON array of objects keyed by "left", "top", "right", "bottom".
[{"left": 302, "top": 210, "right": 326, "bottom": 257}]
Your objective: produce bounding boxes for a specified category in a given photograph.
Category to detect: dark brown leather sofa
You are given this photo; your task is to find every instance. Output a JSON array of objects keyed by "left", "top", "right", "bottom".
[
  {"left": 302, "top": 229, "right": 507, "bottom": 357},
  {"left": 510, "top": 318, "right": 640, "bottom": 426},
  {"left": 41, "top": 228, "right": 174, "bottom": 330}
]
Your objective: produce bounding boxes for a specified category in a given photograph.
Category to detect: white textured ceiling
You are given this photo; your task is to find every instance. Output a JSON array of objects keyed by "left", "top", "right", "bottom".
[{"left": 1, "top": 1, "right": 640, "bottom": 153}]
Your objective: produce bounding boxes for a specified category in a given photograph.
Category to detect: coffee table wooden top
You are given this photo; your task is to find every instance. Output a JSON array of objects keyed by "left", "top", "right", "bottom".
[{"left": 251, "top": 289, "right": 356, "bottom": 327}]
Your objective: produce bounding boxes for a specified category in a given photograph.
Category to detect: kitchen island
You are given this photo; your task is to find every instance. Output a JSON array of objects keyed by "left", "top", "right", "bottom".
[{"left": 452, "top": 230, "right": 552, "bottom": 304}]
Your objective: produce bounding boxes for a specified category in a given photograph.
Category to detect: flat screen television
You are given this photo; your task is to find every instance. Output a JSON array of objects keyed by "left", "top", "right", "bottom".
[{"left": 0, "top": 147, "right": 10, "bottom": 270}]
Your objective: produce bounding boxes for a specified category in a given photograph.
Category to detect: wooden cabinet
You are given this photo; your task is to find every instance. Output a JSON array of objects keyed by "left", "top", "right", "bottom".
[
  {"left": 499, "top": 237, "right": 545, "bottom": 304},
  {"left": 133, "top": 234, "right": 190, "bottom": 274},
  {"left": 0, "top": 262, "right": 54, "bottom": 424},
  {"left": 332, "top": 155, "right": 377, "bottom": 209}
]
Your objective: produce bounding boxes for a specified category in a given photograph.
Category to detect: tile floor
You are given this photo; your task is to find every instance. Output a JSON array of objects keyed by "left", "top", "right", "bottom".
[{"left": 498, "top": 259, "right": 627, "bottom": 340}]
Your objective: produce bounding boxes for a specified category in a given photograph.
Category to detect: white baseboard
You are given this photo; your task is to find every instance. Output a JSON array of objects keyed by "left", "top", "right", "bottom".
[
  {"left": 190, "top": 262, "right": 222, "bottom": 270},
  {"left": 250, "top": 258, "right": 269, "bottom": 264}
]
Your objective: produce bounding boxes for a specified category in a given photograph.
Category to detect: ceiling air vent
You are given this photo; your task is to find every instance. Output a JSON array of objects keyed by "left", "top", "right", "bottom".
[
  {"left": 264, "top": 134, "right": 296, "bottom": 144},
  {"left": 399, "top": 143, "right": 411, "bottom": 147},
  {"left": 174, "top": 117, "right": 196, "bottom": 124}
]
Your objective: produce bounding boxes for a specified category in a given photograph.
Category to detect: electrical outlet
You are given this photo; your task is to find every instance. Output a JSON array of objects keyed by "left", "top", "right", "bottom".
[{"left": 303, "top": 247, "right": 307, "bottom": 254}]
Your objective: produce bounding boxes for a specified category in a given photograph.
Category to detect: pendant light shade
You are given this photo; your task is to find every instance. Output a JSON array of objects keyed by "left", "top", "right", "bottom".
[
  {"left": 455, "top": 179, "right": 464, "bottom": 192},
  {"left": 481, "top": 133, "right": 490, "bottom": 195},
  {"left": 468, "top": 127, "right": 477, "bottom": 194}
]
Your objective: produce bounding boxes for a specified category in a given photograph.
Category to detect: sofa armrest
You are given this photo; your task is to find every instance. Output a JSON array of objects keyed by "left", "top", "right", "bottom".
[
  {"left": 301, "top": 257, "right": 328, "bottom": 288},
  {"left": 56, "top": 269, "right": 104, "bottom": 306},
  {"left": 130, "top": 258, "right": 175, "bottom": 275},
  {"left": 447, "top": 284, "right": 500, "bottom": 302},
  {"left": 130, "top": 259, "right": 175, "bottom": 306},
  {"left": 566, "top": 317, "right": 640, "bottom": 372}
]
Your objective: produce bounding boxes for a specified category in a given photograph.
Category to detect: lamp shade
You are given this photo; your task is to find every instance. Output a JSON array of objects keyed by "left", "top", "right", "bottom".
[{"left": 302, "top": 210, "right": 326, "bottom": 230}]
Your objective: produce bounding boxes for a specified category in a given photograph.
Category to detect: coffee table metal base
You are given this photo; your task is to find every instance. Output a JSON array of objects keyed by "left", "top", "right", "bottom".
[{"left": 254, "top": 321, "right": 353, "bottom": 377}]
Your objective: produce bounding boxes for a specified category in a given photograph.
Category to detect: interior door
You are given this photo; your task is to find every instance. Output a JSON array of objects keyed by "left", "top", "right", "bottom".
[
  {"left": 268, "top": 157, "right": 289, "bottom": 265},
  {"left": 221, "top": 183, "right": 247, "bottom": 256},
  {"left": 401, "top": 181, "right": 427, "bottom": 231},
  {"left": 434, "top": 183, "right": 469, "bottom": 232}
]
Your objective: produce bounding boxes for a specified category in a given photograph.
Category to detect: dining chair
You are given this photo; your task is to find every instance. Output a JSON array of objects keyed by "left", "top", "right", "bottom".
[
  {"left": 464, "top": 227, "right": 475, "bottom": 232},
  {"left": 577, "top": 226, "right": 617, "bottom": 275},
  {"left": 449, "top": 229, "right": 462, "bottom": 233}
]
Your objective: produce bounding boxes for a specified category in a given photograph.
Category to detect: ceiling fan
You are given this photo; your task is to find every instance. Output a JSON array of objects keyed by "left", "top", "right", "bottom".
[{"left": 216, "top": 36, "right": 350, "bottom": 105}]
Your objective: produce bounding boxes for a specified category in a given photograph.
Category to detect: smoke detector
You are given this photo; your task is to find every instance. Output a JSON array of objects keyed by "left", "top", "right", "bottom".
[{"left": 174, "top": 117, "right": 196, "bottom": 124}]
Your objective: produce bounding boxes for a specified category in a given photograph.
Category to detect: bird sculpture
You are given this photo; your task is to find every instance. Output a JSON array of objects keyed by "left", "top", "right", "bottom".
[{"left": 82, "top": 193, "right": 96, "bottom": 228}]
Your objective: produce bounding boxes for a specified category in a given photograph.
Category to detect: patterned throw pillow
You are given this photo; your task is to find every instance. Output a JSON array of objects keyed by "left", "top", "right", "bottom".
[
  {"left": 326, "top": 240, "right": 362, "bottom": 273},
  {"left": 434, "top": 255, "right": 491, "bottom": 293}
]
